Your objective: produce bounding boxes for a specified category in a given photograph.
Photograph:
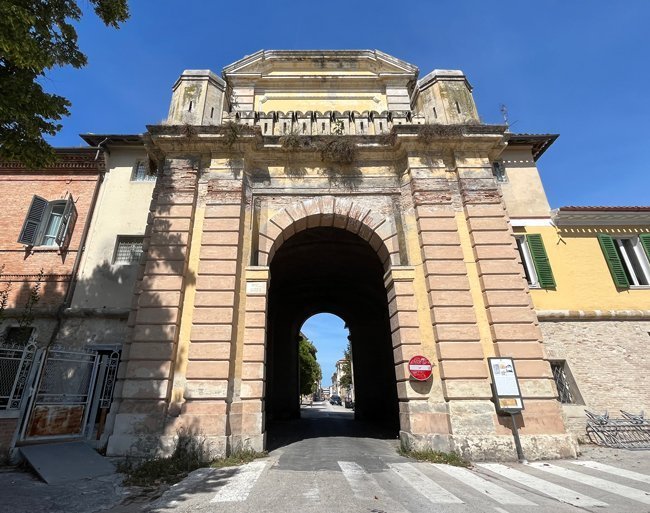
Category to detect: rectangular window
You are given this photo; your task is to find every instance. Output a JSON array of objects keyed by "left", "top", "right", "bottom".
[
  {"left": 492, "top": 161, "right": 507, "bottom": 182},
  {"left": 516, "top": 236, "right": 538, "bottom": 287},
  {"left": 3, "top": 327, "right": 34, "bottom": 346},
  {"left": 515, "top": 234, "right": 556, "bottom": 288},
  {"left": 550, "top": 360, "right": 583, "bottom": 405},
  {"left": 113, "top": 236, "right": 144, "bottom": 264},
  {"left": 598, "top": 234, "right": 650, "bottom": 288},
  {"left": 614, "top": 237, "right": 650, "bottom": 286},
  {"left": 131, "top": 160, "right": 156, "bottom": 182},
  {"left": 17, "top": 195, "right": 77, "bottom": 249}
]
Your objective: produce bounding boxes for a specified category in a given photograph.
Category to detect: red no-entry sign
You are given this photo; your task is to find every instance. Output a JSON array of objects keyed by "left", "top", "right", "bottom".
[{"left": 408, "top": 355, "right": 433, "bottom": 381}]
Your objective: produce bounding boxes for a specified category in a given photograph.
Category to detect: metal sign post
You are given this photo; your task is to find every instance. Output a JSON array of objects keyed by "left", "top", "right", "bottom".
[{"left": 488, "top": 357, "right": 526, "bottom": 463}]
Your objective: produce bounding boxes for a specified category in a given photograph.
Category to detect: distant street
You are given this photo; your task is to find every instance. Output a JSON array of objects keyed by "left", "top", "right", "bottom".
[{"left": 138, "top": 401, "right": 650, "bottom": 513}]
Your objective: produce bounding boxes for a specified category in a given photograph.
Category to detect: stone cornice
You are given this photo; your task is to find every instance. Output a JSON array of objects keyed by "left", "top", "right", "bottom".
[
  {"left": 0, "top": 148, "right": 103, "bottom": 174},
  {"left": 551, "top": 208, "right": 650, "bottom": 227},
  {"left": 537, "top": 309, "right": 650, "bottom": 320}
]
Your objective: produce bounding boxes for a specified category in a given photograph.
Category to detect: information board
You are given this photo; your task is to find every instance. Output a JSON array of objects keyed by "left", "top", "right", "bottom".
[{"left": 488, "top": 357, "right": 524, "bottom": 413}]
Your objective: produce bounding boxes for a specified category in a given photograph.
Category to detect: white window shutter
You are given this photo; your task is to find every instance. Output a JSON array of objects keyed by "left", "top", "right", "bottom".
[{"left": 18, "top": 196, "right": 49, "bottom": 245}]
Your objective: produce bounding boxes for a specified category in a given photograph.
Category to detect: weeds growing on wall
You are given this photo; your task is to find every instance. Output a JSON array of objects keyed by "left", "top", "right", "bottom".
[
  {"left": 316, "top": 137, "right": 358, "bottom": 165},
  {"left": 417, "top": 123, "right": 464, "bottom": 143},
  {"left": 118, "top": 428, "right": 267, "bottom": 487},
  {"left": 398, "top": 439, "right": 470, "bottom": 467},
  {"left": 0, "top": 267, "right": 43, "bottom": 345},
  {"left": 221, "top": 121, "right": 257, "bottom": 147},
  {"left": 180, "top": 123, "right": 198, "bottom": 138},
  {"left": 279, "top": 131, "right": 308, "bottom": 151}
]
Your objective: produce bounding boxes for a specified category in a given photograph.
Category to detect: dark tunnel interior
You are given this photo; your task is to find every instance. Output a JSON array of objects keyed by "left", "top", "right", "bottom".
[{"left": 265, "top": 227, "right": 400, "bottom": 436}]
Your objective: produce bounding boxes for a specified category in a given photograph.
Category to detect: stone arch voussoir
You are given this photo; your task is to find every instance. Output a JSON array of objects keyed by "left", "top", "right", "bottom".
[{"left": 259, "top": 196, "right": 399, "bottom": 270}]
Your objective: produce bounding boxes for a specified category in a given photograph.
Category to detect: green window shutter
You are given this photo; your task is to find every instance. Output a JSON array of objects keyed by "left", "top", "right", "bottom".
[
  {"left": 17, "top": 195, "right": 48, "bottom": 245},
  {"left": 640, "top": 234, "right": 650, "bottom": 260},
  {"left": 526, "top": 234, "right": 556, "bottom": 288},
  {"left": 597, "top": 234, "right": 629, "bottom": 288}
]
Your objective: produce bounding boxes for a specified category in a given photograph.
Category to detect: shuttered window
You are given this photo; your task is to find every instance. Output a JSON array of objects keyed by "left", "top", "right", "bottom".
[
  {"left": 598, "top": 234, "right": 629, "bottom": 288},
  {"left": 517, "top": 234, "right": 555, "bottom": 289},
  {"left": 17, "top": 195, "right": 77, "bottom": 249},
  {"left": 640, "top": 234, "right": 650, "bottom": 261},
  {"left": 599, "top": 234, "right": 650, "bottom": 287},
  {"left": 17, "top": 196, "right": 48, "bottom": 245},
  {"left": 526, "top": 234, "right": 556, "bottom": 288}
]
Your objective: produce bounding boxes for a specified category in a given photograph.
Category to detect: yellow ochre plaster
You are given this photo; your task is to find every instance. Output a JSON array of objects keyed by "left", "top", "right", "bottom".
[
  {"left": 456, "top": 211, "right": 495, "bottom": 358},
  {"left": 171, "top": 205, "right": 205, "bottom": 404},
  {"left": 520, "top": 226, "right": 650, "bottom": 311}
]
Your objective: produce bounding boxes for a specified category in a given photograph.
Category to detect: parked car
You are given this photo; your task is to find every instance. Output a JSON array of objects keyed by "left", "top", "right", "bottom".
[{"left": 330, "top": 395, "right": 342, "bottom": 405}]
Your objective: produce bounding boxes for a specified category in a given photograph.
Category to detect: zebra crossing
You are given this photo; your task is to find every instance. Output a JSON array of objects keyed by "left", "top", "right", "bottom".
[{"left": 207, "top": 458, "right": 650, "bottom": 510}]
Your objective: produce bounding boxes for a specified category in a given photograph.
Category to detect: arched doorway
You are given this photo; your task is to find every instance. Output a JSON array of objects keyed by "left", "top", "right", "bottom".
[{"left": 265, "top": 227, "right": 400, "bottom": 443}]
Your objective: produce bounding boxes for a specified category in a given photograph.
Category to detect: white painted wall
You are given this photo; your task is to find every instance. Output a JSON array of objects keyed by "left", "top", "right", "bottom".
[{"left": 71, "top": 147, "right": 155, "bottom": 310}]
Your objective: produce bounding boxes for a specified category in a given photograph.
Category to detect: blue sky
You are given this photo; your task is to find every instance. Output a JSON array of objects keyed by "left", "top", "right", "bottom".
[
  {"left": 44, "top": 1, "right": 650, "bottom": 380},
  {"left": 301, "top": 314, "right": 348, "bottom": 387}
]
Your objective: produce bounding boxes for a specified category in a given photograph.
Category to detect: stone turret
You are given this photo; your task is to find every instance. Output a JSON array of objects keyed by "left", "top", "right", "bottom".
[
  {"left": 414, "top": 70, "right": 479, "bottom": 124},
  {"left": 167, "top": 70, "right": 226, "bottom": 125}
]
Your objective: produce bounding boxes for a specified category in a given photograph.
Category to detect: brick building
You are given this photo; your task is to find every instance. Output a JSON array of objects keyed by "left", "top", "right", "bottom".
[{"left": 0, "top": 149, "right": 103, "bottom": 456}]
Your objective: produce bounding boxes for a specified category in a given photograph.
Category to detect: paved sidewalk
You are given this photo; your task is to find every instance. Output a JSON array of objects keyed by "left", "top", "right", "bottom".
[{"left": 0, "top": 463, "right": 128, "bottom": 513}]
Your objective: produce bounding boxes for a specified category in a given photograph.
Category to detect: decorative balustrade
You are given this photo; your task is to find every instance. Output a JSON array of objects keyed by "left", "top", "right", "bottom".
[{"left": 223, "top": 110, "right": 427, "bottom": 137}]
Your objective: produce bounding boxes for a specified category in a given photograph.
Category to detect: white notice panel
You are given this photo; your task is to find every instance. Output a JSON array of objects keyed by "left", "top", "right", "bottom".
[
  {"left": 490, "top": 358, "right": 519, "bottom": 396},
  {"left": 488, "top": 357, "right": 523, "bottom": 412}
]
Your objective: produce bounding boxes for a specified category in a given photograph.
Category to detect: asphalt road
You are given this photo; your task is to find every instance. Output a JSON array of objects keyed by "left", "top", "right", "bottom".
[{"left": 142, "top": 401, "right": 650, "bottom": 513}]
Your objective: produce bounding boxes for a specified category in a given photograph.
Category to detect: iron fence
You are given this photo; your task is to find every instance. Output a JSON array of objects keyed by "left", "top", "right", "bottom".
[{"left": 585, "top": 410, "right": 650, "bottom": 450}]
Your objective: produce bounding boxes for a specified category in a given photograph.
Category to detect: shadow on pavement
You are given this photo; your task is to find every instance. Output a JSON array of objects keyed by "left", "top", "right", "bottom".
[{"left": 266, "top": 402, "right": 398, "bottom": 452}]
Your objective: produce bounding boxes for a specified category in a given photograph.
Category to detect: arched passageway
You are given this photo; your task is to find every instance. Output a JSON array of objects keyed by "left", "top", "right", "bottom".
[{"left": 265, "top": 227, "right": 399, "bottom": 444}]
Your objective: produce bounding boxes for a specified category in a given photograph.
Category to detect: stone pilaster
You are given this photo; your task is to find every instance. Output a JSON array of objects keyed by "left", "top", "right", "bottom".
[
  {"left": 181, "top": 201, "right": 244, "bottom": 455},
  {"left": 107, "top": 157, "right": 199, "bottom": 456},
  {"left": 459, "top": 161, "right": 576, "bottom": 459},
  {"left": 228, "top": 266, "right": 268, "bottom": 451},
  {"left": 387, "top": 266, "right": 452, "bottom": 451}
]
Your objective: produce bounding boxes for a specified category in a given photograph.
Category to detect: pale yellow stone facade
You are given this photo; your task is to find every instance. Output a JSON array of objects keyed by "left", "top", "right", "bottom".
[{"left": 105, "top": 50, "right": 579, "bottom": 461}]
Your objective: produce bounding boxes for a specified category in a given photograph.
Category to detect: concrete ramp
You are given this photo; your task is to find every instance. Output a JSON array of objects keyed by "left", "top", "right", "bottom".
[{"left": 20, "top": 441, "right": 115, "bottom": 484}]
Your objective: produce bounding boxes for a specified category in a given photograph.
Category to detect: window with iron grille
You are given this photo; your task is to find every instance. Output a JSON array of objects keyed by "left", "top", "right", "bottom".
[
  {"left": 550, "top": 360, "right": 583, "bottom": 404},
  {"left": 113, "top": 236, "right": 144, "bottom": 264},
  {"left": 131, "top": 160, "right": 156, "bottom": 182},
  {"left": 3, "top": 327, "right": 34, "bottom": 346}
]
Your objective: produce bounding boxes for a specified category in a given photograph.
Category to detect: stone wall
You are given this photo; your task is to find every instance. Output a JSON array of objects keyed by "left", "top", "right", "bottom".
[{"left": 541, "top": 319, "right": 650, "bottom": 438}]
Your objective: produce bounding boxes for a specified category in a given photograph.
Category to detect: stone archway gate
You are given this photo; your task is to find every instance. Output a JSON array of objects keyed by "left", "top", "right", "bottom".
[{"left": 106, "top": 122, "right": 576, "bottom": 461}]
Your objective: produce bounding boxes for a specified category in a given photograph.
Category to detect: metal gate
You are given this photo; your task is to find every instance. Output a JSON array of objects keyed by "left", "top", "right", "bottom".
[
  {"left": 20, "top": 346, "right": 100, "bottom": 441},
  {"left": 0, "top": 340, "right": 41, "bottom": 412}
]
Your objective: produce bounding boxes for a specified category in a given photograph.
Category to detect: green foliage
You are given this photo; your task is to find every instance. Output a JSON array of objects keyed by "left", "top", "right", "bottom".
[
  {"left": 398, "top": 441, "right": 470, "bottom": 467},
  {"left": 118, "top": 428, "right": 266, "bottom": 487},
  {"left": 0, "top": 265, "right": 11, "bottom": 325},
  {"left": 339, "top": 340, "right": 352, "bottom": 389},
  {"left": 298, "top": 333, "right": 321, "bottom": 396},
  {"left": 0, "top": 267, "right": 42, "bottom": 345},
  {"left": 0, "top": 0, "right": 130, "bottom": 167}
]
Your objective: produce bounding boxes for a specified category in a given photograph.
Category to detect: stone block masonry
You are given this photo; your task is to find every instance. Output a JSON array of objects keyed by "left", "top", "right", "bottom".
[{"left": 541, "top": 319, "right": 650, "bottom": 439}]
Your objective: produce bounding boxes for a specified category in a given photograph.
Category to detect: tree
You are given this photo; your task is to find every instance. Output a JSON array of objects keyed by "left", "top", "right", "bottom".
[
  {"left": 298, "top": 333, "right": 321, "bottom": 396},
  {"left": 339, "top": 340, "right": 353, "bottom": 389},
  {"left": 0, "top": 0, "right": 130, "bottom": 168}
]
